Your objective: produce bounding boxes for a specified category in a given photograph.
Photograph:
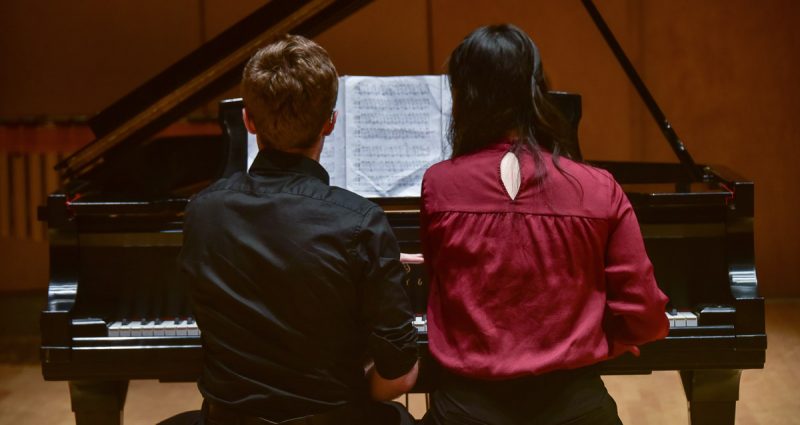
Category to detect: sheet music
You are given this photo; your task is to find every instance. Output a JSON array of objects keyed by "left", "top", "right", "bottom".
[
  {"left": 344, "top": 75, "right": 447, "bottom": 197},
  {"left": 246, "top": 132, "right": 259, "bottom": 171},
  {"left": 320, "top": 84, "right": 346, "bottom": 187},
  {"left": 440, "top": 75, "right": 453, "bottom": 159},
  {"left": 245, "top": 75, "right": 452, "bottom": 197}
]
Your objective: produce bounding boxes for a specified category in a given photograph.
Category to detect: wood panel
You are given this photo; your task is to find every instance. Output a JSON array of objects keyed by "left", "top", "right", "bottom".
[
  {"left": 9, "top": 156, "right": 26, "bottom": 240},
  {"left": 0, "top": 153, "right": 9, "bottom": 237},
  {"left": 316, "top": 0, "right": 430, "bottom": 76},
  {"left": 203, "top": 0, "right": 266, "bottom": 40},
  {"left": 26, "top": 155, "right": 43, "bottom": 242},
  {"left": 0, "top": 0, "right": 202, "bottom": 117},
  {"left": 0, "top": 0, "right": 796, "bottom": 295},
  {"left": 633, "top": 0, "right": 800, "bottom": 296},
  {"left": 43, "top": 153, "right": 60, "bottom": 196}
]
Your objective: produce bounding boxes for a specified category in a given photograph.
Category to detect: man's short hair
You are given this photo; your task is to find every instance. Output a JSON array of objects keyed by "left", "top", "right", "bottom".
[{"left": 242, "top": 34, "right": 338, "bottom": 150}]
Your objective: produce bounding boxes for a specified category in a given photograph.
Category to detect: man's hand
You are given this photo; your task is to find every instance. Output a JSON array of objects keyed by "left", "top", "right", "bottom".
[
  {"left": 400, "top": 253, "right": 424, "bottom": 264},
  {"left": 365, "top": 360, "right": 420, "bottom": 402}
]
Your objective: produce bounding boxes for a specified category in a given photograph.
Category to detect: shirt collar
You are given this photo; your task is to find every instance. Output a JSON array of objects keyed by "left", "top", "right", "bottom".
[
  {"left": 488, "top": 137, "right": 516, "bottom": 152},
  {"left": 249, "top": 146, "right": 330, "bottom": 185}
]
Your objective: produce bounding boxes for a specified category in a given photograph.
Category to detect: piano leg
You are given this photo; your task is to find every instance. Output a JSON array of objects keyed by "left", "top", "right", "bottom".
[
  {"left": 68, "top": 380, "right": 129, "bottom": 425},
  {"left": 679, "top": 369, "right": 741, "bottom": 425}
]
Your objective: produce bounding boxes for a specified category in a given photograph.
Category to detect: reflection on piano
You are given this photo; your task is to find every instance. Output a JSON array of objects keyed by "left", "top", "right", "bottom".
[{"left": 40, "top": 1, "right": 765, "bottom": 424}]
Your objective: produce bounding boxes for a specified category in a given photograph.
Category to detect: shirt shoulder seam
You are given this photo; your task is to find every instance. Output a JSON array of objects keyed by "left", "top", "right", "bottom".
[{"left": 193, "top": 184, "right": 375, "bottom": 216}]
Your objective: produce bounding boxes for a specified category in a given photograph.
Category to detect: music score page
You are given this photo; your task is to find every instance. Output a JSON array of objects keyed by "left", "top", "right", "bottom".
[{"left": 320, "top": 75, "right": 451, "bottom": 197}]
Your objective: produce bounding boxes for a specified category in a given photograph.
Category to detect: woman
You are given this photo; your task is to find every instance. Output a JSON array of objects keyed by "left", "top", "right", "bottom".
[{"left": 420, "top": 24, "right": 669, "bottom": 425}]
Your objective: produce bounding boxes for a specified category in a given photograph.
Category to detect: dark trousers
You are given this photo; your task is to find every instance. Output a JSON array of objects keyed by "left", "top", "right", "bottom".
[
  {"left": 203, "top": 402, "right": 414, "bottom": 425},
  {"left": 421, "top": 366, "right": 622, "bottom": 425},
  {"left": 158, "top": 400, "right": 416, "bottom": 425}
]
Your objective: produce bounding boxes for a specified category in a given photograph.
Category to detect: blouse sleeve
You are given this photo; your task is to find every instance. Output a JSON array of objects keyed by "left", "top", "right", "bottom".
[
  {"left": 419, "top": 174, "right": 433, "bottom": 269},
  {"left": 604, "top": 177, "right": 670, "bottom": 357}
]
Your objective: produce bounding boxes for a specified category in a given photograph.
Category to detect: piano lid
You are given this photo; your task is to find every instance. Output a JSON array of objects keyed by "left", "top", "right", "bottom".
[
  {"left": 57, "top": 0, "right": 374, "bottom": 181},
  {"left": 580, "top": 0, "right": 703, "bottom": 182}
]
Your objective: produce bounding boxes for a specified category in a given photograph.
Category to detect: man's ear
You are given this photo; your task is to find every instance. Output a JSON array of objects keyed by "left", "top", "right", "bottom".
[
  {"left": 242, "top": 108, "right": 257, "bottom": 135},
  {"left": 322, "top": 111, "right": 337, "bottom": 136}
]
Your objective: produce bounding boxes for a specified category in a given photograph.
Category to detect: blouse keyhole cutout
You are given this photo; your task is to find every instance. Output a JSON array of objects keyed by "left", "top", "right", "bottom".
[{"left": 500, "top": 151, "right": 521, "bottom": 200}]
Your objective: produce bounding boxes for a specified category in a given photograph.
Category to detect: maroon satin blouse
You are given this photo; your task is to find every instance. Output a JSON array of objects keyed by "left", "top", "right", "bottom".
[{"left": 420, "top": 139, "right": 669, "bottom": 379}]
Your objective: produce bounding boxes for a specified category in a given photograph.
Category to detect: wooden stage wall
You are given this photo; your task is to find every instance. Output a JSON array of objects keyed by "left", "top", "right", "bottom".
[{"left": 0, "top": 0, "right": 798, "bottom": 296}]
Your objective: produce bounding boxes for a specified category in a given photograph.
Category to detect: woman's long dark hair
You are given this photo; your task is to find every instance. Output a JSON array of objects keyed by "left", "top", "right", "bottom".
[{"left": 448, "top": 24, "right": 574, "bottom": 183}]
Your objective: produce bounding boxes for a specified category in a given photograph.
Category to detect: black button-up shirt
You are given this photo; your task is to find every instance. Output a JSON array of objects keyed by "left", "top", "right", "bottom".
[{"left": 179, "top": 147, "right": 418, "bottom": 421}]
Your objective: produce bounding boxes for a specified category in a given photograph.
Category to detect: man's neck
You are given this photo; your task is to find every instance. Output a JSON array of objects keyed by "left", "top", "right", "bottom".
[{"left": 258, "top": 137, "right": 324, "bottom": 162}]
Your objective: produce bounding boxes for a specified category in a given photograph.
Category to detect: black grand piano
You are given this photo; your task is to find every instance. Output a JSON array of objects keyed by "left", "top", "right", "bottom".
[{"left": 40, "top": 1, "right": 765, "bottom": 424}]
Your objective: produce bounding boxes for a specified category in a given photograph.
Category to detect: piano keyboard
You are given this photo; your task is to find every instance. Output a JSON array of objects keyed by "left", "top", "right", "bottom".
[
  {"left": 107, "top": 318, "right": 200, "bottom": 337},
  {"left": 666, "top": 311, "right": 698, "bottom": 327},
  {"left": 408, "top": 311, "right": 696, "bottom": 333},
  {"left": 104, "top": 311, "right": 696, "bottom": 338},
  {"left": 413, "top": 315, "right": 427, "bottom": 333}
]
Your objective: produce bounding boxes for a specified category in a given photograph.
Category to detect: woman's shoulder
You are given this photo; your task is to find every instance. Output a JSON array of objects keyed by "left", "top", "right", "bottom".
[
  {"left": 423, "top": 156, "right": 466, "bottom": 183},
  {"left": 424, "top": 158, "right": 454, "bottom": 176},
  {"left": 424, "top": 148, "right": 498, "bottom": 179},
  {"left": 540, "top": 153, "right": 625, "bottom": 212},
  {"left": 550, "top": 154, "right": 616, "bottom": 184},
  {"left": 422, "top": 160, "right": 452, "bottom": 197}
]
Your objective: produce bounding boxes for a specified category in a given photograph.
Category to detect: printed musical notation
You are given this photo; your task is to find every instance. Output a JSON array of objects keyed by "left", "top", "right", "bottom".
[
  {"left": 317, "top": 75, "right": 452, "bottom": 197},
  {"left": 345, "top": 76, "right": 447, "bottom": 197},
  {"left": 246, "top": 132, "right": 259, "bottom": 170},
  {"left": 353, "top": 112, "right": 430, "bottom": 127}
]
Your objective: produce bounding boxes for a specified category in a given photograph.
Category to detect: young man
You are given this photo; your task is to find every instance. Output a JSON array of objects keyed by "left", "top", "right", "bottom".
[{"left": 179, "top": 35, "right": 419, "bottom": 425}]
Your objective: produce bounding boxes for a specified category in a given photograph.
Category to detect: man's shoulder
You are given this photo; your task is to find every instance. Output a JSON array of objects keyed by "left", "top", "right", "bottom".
[
  {"left": 187, "top": 172, "right": 381, "bottom": 220},
  {"left": 323, "top": 185, "right": 380, "bottom": 217},
  {"left": 198, "top": 172, "right": 244, "bottom": 195}
]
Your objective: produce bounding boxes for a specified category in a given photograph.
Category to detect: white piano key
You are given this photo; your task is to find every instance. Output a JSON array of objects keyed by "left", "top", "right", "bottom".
[
  {"left": 673, "top": 313, "right": 687, "bottom": 327},
  {"left": 665, "top": 311, "right": 677, "bottom": 327},
  {"left": 118, "top": 321, "right": 132, "bottom": 337},
  {"left": 141, "top": 320, "right": 155, "bottom": 337},
  {"left": 153, "top": 320, "right": 166, "bottom": 336},
  {"left": 108, "top": 321, "right": 122, "bottom": 337},
  {"left": 129, "top": 321, "right": 144, "bottom": 337},
  {"left": 176, "top": 320, "right": 189, "bottom": 336},
  {"left": 164, "top": 320, "right": 178, "bottom": 336},
  {"left": 681, "top": 312, "right": 698, "bottom": 327},
  {"left": 185, "top": 317, "right": 200, "bottom": 336},
  {"left": 412, "top": 315, "right": 427, "bottom": 333}
]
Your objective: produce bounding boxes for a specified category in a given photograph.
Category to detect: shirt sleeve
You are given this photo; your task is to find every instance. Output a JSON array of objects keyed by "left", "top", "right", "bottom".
[
  {"left": 177, "top": 198, "right": 201, "bottom": 277},
  {"left": 419, "top": 175, "right": 434, "bottom": 273},
  {"left": 603, "top": 177, "right": 670, "bottom": 357},
  {"left": 353, "top": 206, "right": 419, "bottom": 379}
]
